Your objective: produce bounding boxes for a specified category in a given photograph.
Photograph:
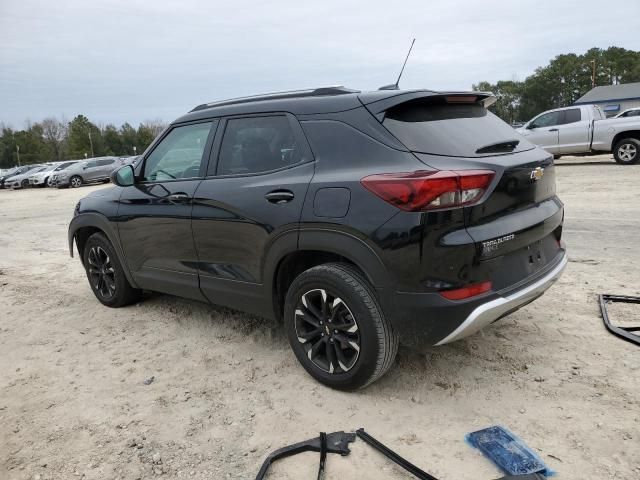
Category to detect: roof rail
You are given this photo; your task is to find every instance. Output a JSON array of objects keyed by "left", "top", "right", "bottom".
[{"left": 190, "top": 86, "right": 360, "bottom": 112}]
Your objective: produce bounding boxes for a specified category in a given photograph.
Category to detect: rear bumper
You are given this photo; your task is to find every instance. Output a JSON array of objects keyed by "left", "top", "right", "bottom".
[
  {"left": 386, "top": 249, "right": 567, "bottom": 346},
  {"left": 435, "top": 253, "right": 567, "bottom": 344}
]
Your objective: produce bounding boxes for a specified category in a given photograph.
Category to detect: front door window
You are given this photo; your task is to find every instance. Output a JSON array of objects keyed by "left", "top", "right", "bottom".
[{"left": 143, "top": 122, "right": 212, "bottom": 182}]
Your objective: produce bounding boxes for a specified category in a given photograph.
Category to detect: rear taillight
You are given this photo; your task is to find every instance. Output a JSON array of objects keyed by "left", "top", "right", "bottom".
[
  {"left": 360, "top": 170, "right": 495, "bottom": 211},
  {"left": 439, "top": 281, "right": 492, "bottom": 300}
]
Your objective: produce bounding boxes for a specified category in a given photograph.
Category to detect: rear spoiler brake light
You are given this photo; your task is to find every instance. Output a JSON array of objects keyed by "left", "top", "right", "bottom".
[{"left": 361, "top": 91, "right": 497, "bottom": 121}]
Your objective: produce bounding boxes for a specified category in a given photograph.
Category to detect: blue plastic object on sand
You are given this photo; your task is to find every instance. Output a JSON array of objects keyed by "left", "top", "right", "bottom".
[{"left": 466, "top": 426, "right": 553, "bottom": 477}]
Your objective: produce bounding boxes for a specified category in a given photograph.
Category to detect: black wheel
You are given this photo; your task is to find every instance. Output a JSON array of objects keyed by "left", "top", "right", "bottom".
[
  {"left": 613, "top": 138, "right": 640, "bottom": 165},
  {"left": 83, "top": 233, "right": 141, "bottom": 307},
  {"left": 70, "top": 175, "right": 83, "bottom": 188},
  {"left": 284, "top": 263, "right": 398, "bottom": 390},
  {"left": 21, "top": 179, "right": 29, "bottom": 188}
]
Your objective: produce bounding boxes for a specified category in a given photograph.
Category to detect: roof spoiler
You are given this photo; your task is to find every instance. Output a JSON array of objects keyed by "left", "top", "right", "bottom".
[{"left": 359, "top": 90, "right": 497, "bottom": 122}]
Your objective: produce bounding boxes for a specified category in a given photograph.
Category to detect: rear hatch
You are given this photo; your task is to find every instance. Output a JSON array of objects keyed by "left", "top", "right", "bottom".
[{"left": 364, "top": 92, "right": 564, "bottom": 291}]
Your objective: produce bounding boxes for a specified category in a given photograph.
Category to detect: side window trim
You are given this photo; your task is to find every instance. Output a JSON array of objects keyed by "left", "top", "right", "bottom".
[
  {"left": 205, "top": 112, "right": 314, "bottom": 178},
  {"left": 137, "top": 119, "right": 218, "bottom": 185}
]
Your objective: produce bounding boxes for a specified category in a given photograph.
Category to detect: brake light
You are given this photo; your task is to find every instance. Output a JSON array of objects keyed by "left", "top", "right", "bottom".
[
  {"left": 445, "top": 95, "right": 478, "bottom": 103},
  {"left": 440, "top": 281, "right": 492, "bottom": 300},
  {"left": 361, "top": 170, "right": 494, "bottom": 211}
]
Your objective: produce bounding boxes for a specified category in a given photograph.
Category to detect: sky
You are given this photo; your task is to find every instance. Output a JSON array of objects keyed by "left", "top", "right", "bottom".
[{"left": 1, "top": 0, "right": 639, "bottom": 128}]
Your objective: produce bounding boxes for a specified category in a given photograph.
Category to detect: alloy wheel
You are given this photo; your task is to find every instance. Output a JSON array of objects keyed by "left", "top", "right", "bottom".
[
  {"left": 87, "top": 246, "right": 116, "bottom": 299},
  {"left": 618, "top": 143, "right": 637, "bottom": 162},
  {"left": 71, "top": 177, "right": 82, "bottom": 188},
  {"left": 294, "top": 288, "right": 360, "bottom": 374}
]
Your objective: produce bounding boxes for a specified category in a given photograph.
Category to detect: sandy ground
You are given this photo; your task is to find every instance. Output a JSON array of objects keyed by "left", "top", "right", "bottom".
[{"left": 1, "top": 154, "right": 639, "bottom": 480}]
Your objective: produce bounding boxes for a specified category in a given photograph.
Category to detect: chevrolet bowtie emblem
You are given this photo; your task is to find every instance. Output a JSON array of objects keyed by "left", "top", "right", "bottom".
[{"left": 530, "top": 167, "right": 544, "bottom": 181}]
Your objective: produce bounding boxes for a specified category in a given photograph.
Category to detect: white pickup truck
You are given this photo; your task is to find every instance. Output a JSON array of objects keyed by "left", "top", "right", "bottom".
[{"left": 516, "top": 104, "right": 640, "bottom": 164}]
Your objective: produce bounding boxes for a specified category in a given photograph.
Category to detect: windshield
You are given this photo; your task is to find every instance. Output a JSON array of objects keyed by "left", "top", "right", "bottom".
[
  {"left": 383, "top": 99, "right": 535, "bottom": 157},
  {"left": 55, "top": 162, "right": 76, "bottom": 171}
]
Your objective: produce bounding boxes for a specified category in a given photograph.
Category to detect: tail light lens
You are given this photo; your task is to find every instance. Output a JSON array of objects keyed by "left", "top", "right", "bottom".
[
  {"left": 440, "top": 281, "right": 492, "bottom": 300},
  {"left": 361, "top": 170, "right": 495, "bottom": 211}
]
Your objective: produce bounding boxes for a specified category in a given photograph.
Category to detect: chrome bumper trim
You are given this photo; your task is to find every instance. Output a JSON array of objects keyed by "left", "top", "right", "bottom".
[{"left": 436, "top": 254, "right": 567, "bottom": 345}]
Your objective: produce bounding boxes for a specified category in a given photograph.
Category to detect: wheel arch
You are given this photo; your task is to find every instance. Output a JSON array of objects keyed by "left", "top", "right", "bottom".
[
  {"left": 612, "top": 130, "right": 640, "bottom": 148},
  {"left": 265, "top": 229, "right": 391, "bottom": 321},
  {"left": 69, "top": 213, "right": 139, "bottom": 288}
]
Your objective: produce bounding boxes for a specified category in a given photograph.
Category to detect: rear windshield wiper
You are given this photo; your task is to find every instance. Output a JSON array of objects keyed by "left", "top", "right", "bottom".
[{"left": 475, "top": 139, "right": 520, "bottom": 154}]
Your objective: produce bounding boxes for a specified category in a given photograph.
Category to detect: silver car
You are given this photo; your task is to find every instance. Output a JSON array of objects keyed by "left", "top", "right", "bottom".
[
  {"left": 53, "top": 157, "right": 120, "bottom": 188},
  {"left": 28, "top": 163, "right": 60, "bottom": 187},
  {"left": 5, "top": 165, "right": 47, "bottom": 189}
]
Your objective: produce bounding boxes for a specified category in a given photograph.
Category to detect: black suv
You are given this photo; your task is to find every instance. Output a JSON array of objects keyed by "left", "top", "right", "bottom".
[{"left": 69, "top": 87, "right": 566, "bottom": 389}]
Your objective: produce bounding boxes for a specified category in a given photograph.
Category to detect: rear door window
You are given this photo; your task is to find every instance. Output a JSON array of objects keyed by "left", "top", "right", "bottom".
[
  {"left": 216, "top": 116, "right": 302, "bottom": 175},
  {"left": 382, "top": 99, "right": 534, "bottom": 157},
  {"left": 562, "top": 109, "right": 581, "bottom": 124}
]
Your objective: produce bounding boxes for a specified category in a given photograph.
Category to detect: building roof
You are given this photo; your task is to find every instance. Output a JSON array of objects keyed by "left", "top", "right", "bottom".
[{"left": 574, "top": 82, "right": 640, "bottom": 104}]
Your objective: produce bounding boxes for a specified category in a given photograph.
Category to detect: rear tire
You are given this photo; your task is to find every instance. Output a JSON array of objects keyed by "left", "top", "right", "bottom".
[
  {"left": 613, "top": 138, "right": 640, "bottom": 165},
  {"left": 21, "top": 179, "right": 28, "bottom": 189},
  {"left": 82, "top": 232, "right": 141, "bottom": 308},
  {"left": 284, "top": 263, "right": 398, "bottom": 390},
  {"left": 70, "top": 175, "right": 83, "bottom": 188}
]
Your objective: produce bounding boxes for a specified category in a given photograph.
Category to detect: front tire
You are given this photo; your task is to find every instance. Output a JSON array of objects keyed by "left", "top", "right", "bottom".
[
  {"left": 284, "top": 263, "right": 398, "bottom": 390},
  {"left": 70, "top": 175, "right": 83, "bottom": 188},
  {"left": 613, "top": 138, "right": 640, "bottom": 165},
  {"left": 82, "top": 233, "right": 141, "bottom": 307}
]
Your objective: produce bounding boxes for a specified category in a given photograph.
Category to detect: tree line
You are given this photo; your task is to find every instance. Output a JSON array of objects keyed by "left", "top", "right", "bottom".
[
  {"left": 473, "top": 46, "right": 640, "bottom": 124},
  {"left": 0, "top": 116, "right": 167, "bottom": 169}
]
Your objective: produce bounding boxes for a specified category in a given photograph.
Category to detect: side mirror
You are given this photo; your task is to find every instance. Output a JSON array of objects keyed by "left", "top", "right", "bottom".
[
  {"left": 526, "top": 123, "right": 535, "bottom": 130},
  {"left": 110, "top": 165, "right": 135, "bottom": 187}
]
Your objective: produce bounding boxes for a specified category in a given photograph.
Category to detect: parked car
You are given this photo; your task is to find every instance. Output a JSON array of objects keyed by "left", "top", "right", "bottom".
[
  {"left": 28, "top": 163, "right": 60, "bottom": 187},
  {"left": 5, "top": 165, "right": 47, "bottom": 189},
  {"left": 53, "top": 157, "right": 120, "bottom": 188},
  {"left": 44, "top": 161, "right": 79, "bottom": 187},
  {"left": 0, "top": 165, "right": 41, "bottom": 189},
  {"left": 0, "top": 167, "right": 19, "bottom": 187},
  {"left": 516, "top": 104, "right": 640, "bottom": 164},
  {"left": 614, "top": 107, "right": 640, "bottom": 119},
  {"left": 69, "top": 87, "right": 567, "bottom": 389}
]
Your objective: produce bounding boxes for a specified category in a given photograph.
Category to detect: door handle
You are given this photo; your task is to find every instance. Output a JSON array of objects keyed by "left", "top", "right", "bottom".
[
  {"left": 265, "top": 190, "right": 294, "bottom": 204},
  {"left": 167, "top": 193, "right": 190, "bottom": 203},
  {"left": 548, "top": 128, "right": 559, "bottom": 132}
]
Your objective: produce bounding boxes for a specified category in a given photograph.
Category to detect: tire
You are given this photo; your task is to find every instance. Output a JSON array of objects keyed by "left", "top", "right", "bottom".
[
  {"left": 613, "top": 138, "right": 640, "bottom": 165},
  {"left": 284, "top": 263, "right": 398, "bottom": 390},
  {"left": 21, "top": 179, "right": 29, "bottom": 189},
  {"left": 82, "top": 232, "right": 141, "bottom": 308},
  {"left": 70, "top": 175, "right": 83, "bottom": 188}
]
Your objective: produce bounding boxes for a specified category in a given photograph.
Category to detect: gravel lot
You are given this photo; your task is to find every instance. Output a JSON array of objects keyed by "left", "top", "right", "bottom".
[{"left": 1, "top": 155, "right": 639, "bottom": 480}]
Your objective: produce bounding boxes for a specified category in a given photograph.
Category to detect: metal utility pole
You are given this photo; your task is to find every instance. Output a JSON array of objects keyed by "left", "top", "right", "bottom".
[
  {"left": 16, "top": 145, "right": 20, "bottom": 166},
  {"left": 591, "top": 60, "right": 596, "bottom": 89},
  {"left": 88, "top": 131, "right": 94, "bottom": 157}
]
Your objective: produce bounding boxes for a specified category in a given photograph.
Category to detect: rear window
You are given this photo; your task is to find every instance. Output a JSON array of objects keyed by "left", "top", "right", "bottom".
[
  {"left": 563, "top": 108, "right": 581, "bottom": 124},
  {"left": 382, "top": 100, "right": 534, "bottom": 157}
]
